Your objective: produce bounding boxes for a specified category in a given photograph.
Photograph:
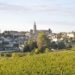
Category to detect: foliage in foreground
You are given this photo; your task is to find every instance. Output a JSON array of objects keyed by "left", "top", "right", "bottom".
[{"left": 0, "top": 51, "right": 75, "bottom": 75}]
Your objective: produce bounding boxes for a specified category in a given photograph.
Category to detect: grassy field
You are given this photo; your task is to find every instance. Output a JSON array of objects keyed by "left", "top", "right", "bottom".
[{"left": 0, "top": 50, "right": 75, "bottom": 75}]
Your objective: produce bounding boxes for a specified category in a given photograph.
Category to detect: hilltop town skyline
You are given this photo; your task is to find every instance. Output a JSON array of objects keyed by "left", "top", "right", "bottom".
[{"left": 0, "top": 21, "right": 75, "bottom": 33}]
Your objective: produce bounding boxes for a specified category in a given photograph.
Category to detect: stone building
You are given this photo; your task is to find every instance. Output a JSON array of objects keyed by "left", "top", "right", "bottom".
[{"left": 30, "top": 22, "right": 52, "bottom": 40}]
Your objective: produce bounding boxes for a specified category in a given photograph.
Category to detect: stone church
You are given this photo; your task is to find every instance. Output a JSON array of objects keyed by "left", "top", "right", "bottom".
[{"left": 30, "top": 22, "right": 52, "bottom": 40}]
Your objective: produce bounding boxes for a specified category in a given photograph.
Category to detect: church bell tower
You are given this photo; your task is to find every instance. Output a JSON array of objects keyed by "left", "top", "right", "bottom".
[{"left": 33, "top": 22, "right": 37, "bottom": 33}]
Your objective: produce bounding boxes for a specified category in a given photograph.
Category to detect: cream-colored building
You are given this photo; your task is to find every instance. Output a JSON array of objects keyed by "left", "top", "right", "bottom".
[{"left": 67, "top": 33, "right": 74, "bottom": 38}]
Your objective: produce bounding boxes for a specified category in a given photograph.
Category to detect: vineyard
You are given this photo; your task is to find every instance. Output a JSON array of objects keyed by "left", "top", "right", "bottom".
[{"left": 0, "top": 50, "right": 75, "bottom": 75}]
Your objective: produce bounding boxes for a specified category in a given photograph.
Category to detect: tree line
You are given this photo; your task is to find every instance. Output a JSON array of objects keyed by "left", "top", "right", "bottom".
[{"left": 23, "top": 32, "right": 72, "bottom": 53}]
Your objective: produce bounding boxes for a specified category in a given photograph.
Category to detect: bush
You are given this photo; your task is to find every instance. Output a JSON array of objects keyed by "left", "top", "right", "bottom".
[
  {"left": 45, "top": 48, "right": 50, "bottom": 53},
  {"left": 12, "top": 53, "right": 19, "bottom": 58},
  {"left": 12, "top": 53, "right": 27, "bottom": 58},
  {"left": 34, "top": 48, "right": 40, "bottom": 54},
  {"left": 4, "top": 53, "right": 12, "bottom": 57},
  {"left": 18, "top": 53, "right": 26, "bottom": 57},
  {"left": 0, "top": 53, "right": 4, "bottom": 57}
]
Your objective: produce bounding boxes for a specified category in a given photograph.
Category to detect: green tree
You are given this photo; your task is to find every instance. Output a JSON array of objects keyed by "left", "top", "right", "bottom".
[
  {"left": 23, "top": 40, "right": 37, "bottom": 52},
  {"left": 27, "top": 40, "right": 33, "bottom": 50},
  {"left": 36, "top": 32, "right": 50, "bottom": 51},
  {"left": 58, "top": 41, "right": 66, "bottom": 49}
]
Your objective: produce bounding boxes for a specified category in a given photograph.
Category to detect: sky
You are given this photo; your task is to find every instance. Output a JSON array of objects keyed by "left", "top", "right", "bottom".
[{"left": 0, "top": 0, "right": 75, "bottom": 33}]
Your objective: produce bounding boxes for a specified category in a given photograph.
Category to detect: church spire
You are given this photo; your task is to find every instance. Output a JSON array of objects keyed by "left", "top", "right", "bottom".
[{"left": 33, "top": 21, "right": 37, "bottom": 33}]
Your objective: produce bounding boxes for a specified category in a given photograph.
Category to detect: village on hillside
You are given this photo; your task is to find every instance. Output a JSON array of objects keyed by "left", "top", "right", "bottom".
[{"left": 0, "top": 22, "right": 75, "bottom": 52}]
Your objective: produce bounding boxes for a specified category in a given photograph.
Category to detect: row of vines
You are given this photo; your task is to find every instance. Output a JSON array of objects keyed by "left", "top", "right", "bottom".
[{"left": 0, "top": 51, "right": 75, "bottom": 75}]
